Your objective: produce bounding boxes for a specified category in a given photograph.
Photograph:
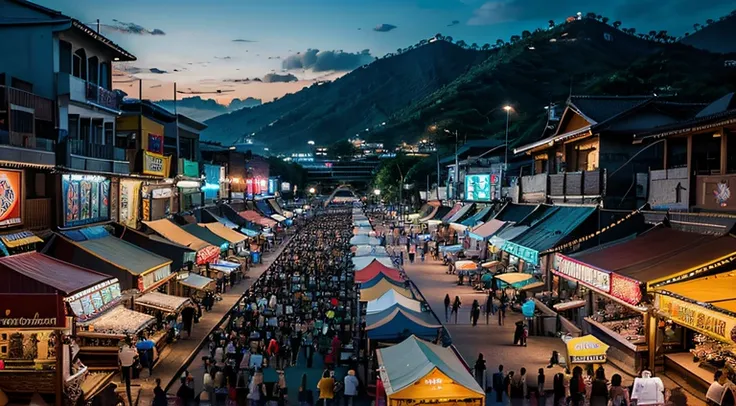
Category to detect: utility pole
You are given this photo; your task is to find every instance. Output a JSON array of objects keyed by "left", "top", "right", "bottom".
[
  {"left": 174, "top": 82, "right": 180, "bottom": 159},
  {"left": 396, "top": 163, "right": 404, "bottom": 222},
  {"left": 96, "top": 19, "right": 100, "bottom": 33},
  {"left": 454, "top": 130, "right": 458, "bottom": 200},
  {"left": 436, "top": 149, "right": 440, "bottom": 200}
]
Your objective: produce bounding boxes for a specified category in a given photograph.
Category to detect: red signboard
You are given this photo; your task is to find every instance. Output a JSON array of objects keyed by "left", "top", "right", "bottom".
[
  {"left": 610, "top": 273, "right": 643, "bottom": 305},
  {"left": 196, "top": 245, "right": 221, "bottom": 265},
  {"left": 0, "top": 294, "right": 66, "bottom": 328}
]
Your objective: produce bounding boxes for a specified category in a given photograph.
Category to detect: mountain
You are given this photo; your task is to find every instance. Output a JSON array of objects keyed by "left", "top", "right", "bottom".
[
  {"left": 681, "top": 12, "right": 736, "bottom": 54},
  {"left": 202, "top": 19, "right": 736, "bottom": 152},
  {"left": 155, "top": 96, "right": 262, "bottom": 122},
  {"left": 202, "top": 40, "right": 491, "bottom": 146}
]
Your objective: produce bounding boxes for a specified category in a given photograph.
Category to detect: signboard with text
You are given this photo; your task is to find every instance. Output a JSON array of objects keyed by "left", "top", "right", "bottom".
[
  {"left": 143, "top": 151, "right": 168, "bottom": 177},
  {"left": 501, "top": 241, "right": 539, "bottom": 265},
  {"left": 657, "top": 294, "right": 736, "bottom": 345},
  {"left": 0, "top": 294, "right": 65, "bottom": 328},
  {"left": 464, "top": 174, "right": 492, "bottom": 202},
  {"left": 0, "top": 169, "right": 23, "bottom": 227},
  {"left": 554, "top": 254, "right": 611, "bottom": 293}
]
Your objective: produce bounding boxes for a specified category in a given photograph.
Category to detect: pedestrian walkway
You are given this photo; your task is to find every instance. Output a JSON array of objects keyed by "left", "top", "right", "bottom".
[{"left": 126, "top": 237, "right": 291, "bottom": 406}]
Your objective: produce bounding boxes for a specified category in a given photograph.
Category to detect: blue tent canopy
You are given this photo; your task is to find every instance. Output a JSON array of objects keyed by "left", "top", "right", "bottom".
[
  {"left": 367, "top": 307, "right": 442, "bottom": 342},
  {"left": 360, "top": 272, "right": 406, "bottom": 290}
]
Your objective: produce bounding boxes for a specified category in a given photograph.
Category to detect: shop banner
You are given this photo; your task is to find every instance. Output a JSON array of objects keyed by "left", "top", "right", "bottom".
[
  {"left": 0, "top": 294, "right": 65, "bottom": 328},
  {"left": 138, "top": 265, "right": 172, "bottom": 292},
  {"left": 62, "top": 174, "right": 110, "bottom": 228},
  {"left": 142, "top": 198, "right": 151, "bottom": 222},
  {"left": 656, "top": 294, "right": 736, "bottom": 345},
  {"left": 143, "top": 151, "right": 170, "bottom": 177},
  {"left": 119, "top": 180, "right": 141, "bottom": 229},
  {"left": 152, "top": 188, "right": 172, "bottom": 199},
  {"left": 554, "top": 254, "right": 611, "bottom": 293},
  {"left": 0, "top": 169, "right": 23, "bottom": 227},
  {"left": 501, "top": 241, "right": 539, "bottom": 265},
  {"left": 610, "top": 273, "right": 643, "bottom": 305},
  {"left": 181, "top": 159, "right": 200, "bottom": 178},
  {"left": 203, "top": 164, "right": 222, "bottom": 200}
]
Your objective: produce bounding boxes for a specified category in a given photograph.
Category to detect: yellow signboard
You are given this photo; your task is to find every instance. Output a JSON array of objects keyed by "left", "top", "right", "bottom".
[
  {"left": 656, "top": 294, "right": 736, "bottom": 345},
  {"left": 565, "top": 335, "right": 609, "bottom": 364},
  {"left": 142, "top": 151, "right": 171, "bottom": 177}
]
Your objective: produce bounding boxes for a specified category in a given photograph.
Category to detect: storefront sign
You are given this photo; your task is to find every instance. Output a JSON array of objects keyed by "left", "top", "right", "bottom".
[
  {"left": 281, "top": 182, "right": 291, "bottom": 192},
  {"left": 181, "top": 159, "right": 200, "bottom": 178},
  {"left": 62, "top": 174, "right": 110, "bottom": 228},
  {"left": 0, "top": 294, "right": 65, "bottom": 328},
  {"left": 611, "top": 273, "right": 643, "bottom": 305},
  {"left": 142, "top": 199, "right": 151, "bottom": 222},
  {"left": 119, "top": 180, "right": 141, "bottom": 229},
  {"left": 501, "top": 241, "right": 539, "bottom": 265},
  {"left": 203, "top": 164, "right": 222, "bottom": 201},
  {"left": 151, "top": 188, "right": 172, "bottom": 199},
  {"left": 0, "top": 169, "right": 23, "bottom": 227},
  {"left": 66, "top": 280, "right": 122, "bottom": 321},
  {"left": 657, "top": 294, "right": 736, "bottom": 345},
  {"left": 143, "top": 151, "right": 167, "bottom": 177},
  {"left": 231, "top": 192, "right": 245, "bottom": 200},
  {"left": 139, "top": 265, "right": 172, "bottom": 292},
  {"left": 147, "top": 133, "right": 164, "bottom": 154},
  {"left": 570, "top": 354, "right": 606, "bottom": 363},
  {"left": 554, "top": 254, "right": 611, "bottom": 293},
  {"left": 465, "top": 174, "right": 492, "bottom": 202}
]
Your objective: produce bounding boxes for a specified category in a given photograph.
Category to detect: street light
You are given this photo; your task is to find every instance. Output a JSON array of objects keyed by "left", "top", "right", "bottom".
[
  {"left": 503, "top": 105, "right": 512, "bottom": 171},
  {"left": 308, "top": 187, "right": 316, "bottom": 194},
  {"left": 307, "top": 140, "right": 315, "bottom": 145},
  {"left": 444, "top": 128, "right": 459, "bottom": 200},
  {"left": 373, "top": 189, "right": 381, "bottom": 196}
]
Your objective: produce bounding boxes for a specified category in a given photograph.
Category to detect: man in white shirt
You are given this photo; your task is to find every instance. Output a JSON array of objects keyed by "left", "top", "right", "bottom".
[{"left": 119, "top": 339, "right": 138, "bottom": 406}]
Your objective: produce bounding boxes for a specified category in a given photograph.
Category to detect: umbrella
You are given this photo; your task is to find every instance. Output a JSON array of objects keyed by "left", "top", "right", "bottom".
[
  {"left": 455, "top": 260, "right": 478, "bottom": 271},
  {"left": 480, "top": 273, "right": 493, "bottom": 283},
  {"left": 494, "top": 272, "right": 537, "bottom": 289},
  {"left": 439, "top": 244, "right": 463, "bottom": 253},
  {"left": 482, "top": 260, "right": 500, "bottom": 269}
]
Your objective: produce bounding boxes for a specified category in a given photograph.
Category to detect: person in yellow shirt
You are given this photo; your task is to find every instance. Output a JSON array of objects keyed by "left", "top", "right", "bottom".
[{"left": 317, "top": 370, "right": 335, "bottom": 406}]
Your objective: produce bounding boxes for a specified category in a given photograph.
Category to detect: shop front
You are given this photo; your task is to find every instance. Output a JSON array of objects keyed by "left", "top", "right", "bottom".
[
  {"left": 652, "top": 272, "right": 736, "bottom": 397},
  {"left": 465, "top": 219, "right": 507, "bottom": 260},
  {"left": 141, "top": 183, "right": 175, "bottom": 222},
  {"left": 143, "top": 219, "right": 221, "bottom": 265},
  {"left": 203, "top": 164, "right": 224, "bottom": 205},
  {"left": 60, "top": 174, "right": 111, "bottom": 229}
]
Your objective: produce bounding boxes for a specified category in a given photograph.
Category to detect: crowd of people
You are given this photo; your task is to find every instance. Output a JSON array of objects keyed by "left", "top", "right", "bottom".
[{"left": 174, "top": 207, "right": 360, "bottom": 406}]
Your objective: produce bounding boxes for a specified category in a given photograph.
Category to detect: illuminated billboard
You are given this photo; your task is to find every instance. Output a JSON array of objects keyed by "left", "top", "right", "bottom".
[{"left": 464, "top": 174, "right": 492, "bottom": 202}]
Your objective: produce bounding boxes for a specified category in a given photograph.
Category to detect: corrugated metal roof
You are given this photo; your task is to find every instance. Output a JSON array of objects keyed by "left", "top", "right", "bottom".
[
  {"left": 493, "top": 203, "right": 537, "bottom": 223},
  {"left": 462, "top": 206, "right": 492, "bottom": 227},
  {"left": 447, "top": 203, "right": 475, "bottom": 224},
  {"left": 181, "top": 224, "right": 229, "bottom": 249},
  {"left": 0, "top": 252, "right": 114, "bottom": 295},
  {"left": 78, "top": 236, "right": 171, "bottom": 276},
  {"left": 511, "top": 206, "right": 596, "bottom": 252},
  {"left": 441, "top": 203, "right": 462, "bottom": 223}
]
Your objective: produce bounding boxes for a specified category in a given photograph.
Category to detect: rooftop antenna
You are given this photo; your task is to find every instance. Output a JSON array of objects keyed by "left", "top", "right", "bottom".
[
  {"left": 96, "top": 19, "right": 100, "bottom": 33},
  {"left": 568, "top": 74, "right": 574, "bottom": 99}
]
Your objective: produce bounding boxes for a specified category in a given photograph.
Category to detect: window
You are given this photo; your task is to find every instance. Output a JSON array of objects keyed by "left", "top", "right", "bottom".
[
  {"left": 100, "top": 63, "right": 109, "bottom": 89},
  {"left": 104, "top": 122, "right": 113, "bottom": 146},
  {"left": 667, "top": 137, "right": 688, "bottom": 168},
  {"left": 68, "top": 115, "right": 80, "bottom": 140},
  {"left": 91, "top": 119, "right": 103, "bottom": 144},
  {"left": 59, "top": 41, "right": 72, "bottom": 74},
  {"left": 10, "top": 107, "right": 34, "bottom": 135},
  {"left": 115, "top": 130, "right": 135, "bottom": 149},
  {"left": 727, "top": 130, "right": 736, "bottom": 174},
  {"left": 691, "top": 134, "right": 721, "bottom": 175},
  {"left": 88, "top": 57, "right": 99, "bottom": 85},
  {"left": 10, "top": 77, "right": 32, "bottom": 93},
  {"left": 79, "top": 118, "right": 90, "bottom": 142},
  {"left": 73, "top": 49, "right": 87, "bottom": 80}
]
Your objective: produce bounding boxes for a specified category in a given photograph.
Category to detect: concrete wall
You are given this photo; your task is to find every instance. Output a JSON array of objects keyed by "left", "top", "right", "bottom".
[
  {"left": 648, "top": 167, "right": 689, "bottom": 210},
  {"left": 0, "top": 24, "right": 58, "bottom": 99}
]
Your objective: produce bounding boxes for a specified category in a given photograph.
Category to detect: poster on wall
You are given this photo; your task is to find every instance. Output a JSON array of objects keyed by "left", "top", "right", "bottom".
[
  {"left": 0, "top": 169, "right": 23, "bottom": 227},
  {"left": 119, "top": 180, "right": 141, "bottom": 228},
  {"left": 203, "top": 164, "right": 222, "bottom": 200},
  {"left": 142, "top": 198, "right": 151, "bottom": 222},
  {"left": 464, "top": 174, "right": 491, "bottom": 202},
  {"left": 147, "top": 133, "right": 164, "bottom": 154},
  {"left": 62, "top": 174, "right": 111, "bottom": 227}
]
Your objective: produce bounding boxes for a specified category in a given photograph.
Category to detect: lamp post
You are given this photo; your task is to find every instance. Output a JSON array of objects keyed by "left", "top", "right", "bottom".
[
  {"left": 396, "top": 163, "right": 405, "bottom": 222},
  {"left": 503, "top": 105, "right": 512, "bottom": 170},
  {"left": 444, "top": 129, "right": 459, "bottom": 200}
]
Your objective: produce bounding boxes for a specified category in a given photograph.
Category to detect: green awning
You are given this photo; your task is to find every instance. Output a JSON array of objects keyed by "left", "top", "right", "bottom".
[
  {"left": 78, "top": 236, "right": 172, "bottom": 275},
  {"left": 181, "top": 224, "right": 230, "bottom": 252}
]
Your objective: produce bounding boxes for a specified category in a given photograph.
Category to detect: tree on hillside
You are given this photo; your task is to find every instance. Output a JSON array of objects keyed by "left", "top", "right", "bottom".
[
  {"left": 435, "top": 33, "right": 444, "bottom": 40},
  {"left": 456, "top": 40, "right": 467, "bottom": 48},
  {"left": 328, "top": 140, "right": 358, "bottom": 161},
  {"left": 445, "top": 36, "right": 453, "bottom": 43},
  {"left": 419, "top": 39, "right": 428, "bottom": 46},
  {"left": 470, "top": 43, "right": 479, "bottom": 50},
  {"left": 496, "top": 39, "right": 505, "bottom": 47},
  {"left": 586, "top": 12, "right": 597, "bottom": 19},
  {"left": 521, "top": 30, "right": 532, "bottom": 39},
  {"left": 706, "top": 18, "right": 714, "bottom": 25},
  {"left": 628, "top": 27, "right": 636, "bottom": 35},
  {"left": 648, "top": 30, "right": 657, "bottom": 39},
  {"left": 693, "top": 23, "right": 701, "bottom": 31},
  {"left": 481, "top": 43, "right": 491, "bottom": 51},
  {"left": 372, "top": 154, "right": 420, "bottom": 204},
  {"left": 612, "top": 20, "right": 621, "bottom": 29},
  {"left": 548, "top": 20, "right": 555, "bottom": 29},
  {"left": 510, "top": 35, "right": 521, "bottom": 43},
  {"left": 602, "top": 17, "right": 609, "bottom": 24}
]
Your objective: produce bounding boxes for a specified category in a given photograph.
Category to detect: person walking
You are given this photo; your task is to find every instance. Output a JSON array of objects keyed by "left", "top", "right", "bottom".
[
  {"left": 408, "top": 243, "right": 416, "bottom": 263},
  {"left": 493, "top": 365, "right": 505, "bottom": 403},
  {"left": 569, "top": 367, "right": 585, "bottom": 406},
  {"left": 485, "top": 292, "right": 494, "bottom": 324},
  {"left": 498, "top": 299, "right": 507, "bottom": 326},
  {"left": 514, "top": 321, "right": 525, "bottom": 346},
  {"left": 537, "top": 368, "right": 546, "bottom": 406},
  {"left": 182, "top": 305, "right": 195, "bottom": 338},
  {"left": 451, "top": 296, "right": 461, "bottom": 324},
  {"left": 118, "top": 337, "right": 138, "bottom": 406},
  {"left": 344, "top": 370, "right": 359, "bottom": 406},
  {"left": 317, "top": 370, "right": 335, "bottom": 406},
  {"left": 471, "top": 300, "right": 480, "bottom": 327},
  {"left": 153, "top": 378, "right": 168, "bottom": 406},
  {"left": 444, "top": 294, "right": 451, "bottom": 323},
  {"left": 609, "top": 374, "right": 630, "bottom": 406},
  {"left": 590, "top": 368, "right": 609, "bottom": 406},
  {"left": 553, "top": 373, "right": 566, "bottom": 406},
  {"left": 474, "top": 354, "right": 486, "bottom": 391}
]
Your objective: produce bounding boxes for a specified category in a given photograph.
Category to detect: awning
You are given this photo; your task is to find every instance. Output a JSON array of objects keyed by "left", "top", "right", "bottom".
[
  {"left": 426, "top": 206, "right": 451, "bottom": 222},
  {"left": 255, "top": 199, "right": 275, "bottom": 216},
  {"left": 367, "top": 289, "right": 423, "bottom": 314},
  {"left": 179, "top": 272, "right": 215, "bottom": 290},
  {"left": 494, "top": 272, "right": 538, "bottom": 289},
  {"left": 367, "top": 308, "right": 442, "bottom": 341},
  {"left": 143, "top": 219, "right": 220, "bottom": 264},
  {"left": 446, "top": 203, "right": 474, "bottom": 224},
  {"left": 502, "top": 206, "right": 596, "bottom": 265},
  {"left": 181, "top": 223, "right": 230, "bottom": 251},
  {"left": 77, "top": 305, "right": 155, "bottom": 336},
  {"left": 350, "top": 235, "right": 380, "bottom": 245},
  {"left": 359, "top": 272, "right": 406, "bottom": 290},
  {"left": 361, "top": 281, "right": 413, "bottom": 302},
  {"left": 441, "top": 203, "right": 463, "bottom": 223},
  {"left": 489, "top": 225, "right": 529, "bottom": 250},
  {"left": 355, "top": 259, "right": 403, "bottom": 283},
  {"left": 565, "top": 335, "right": 609, "bottom": 364},
  {"left": 656, "top": 272, "right": 736, "bottom": 314},
  {"left": 469, "top": 219, "right": 507, "bottom": 240},
  {"left": 354, "top": 228, "right": 371, "bottom": 236},
  {"left": 419, "top": 203, "right": 441, "bottom": 222},
  {"left": 209, "top": 260, "right": 241, "bottom": 275},
  {"left": 201, "top": 223, "right": 248, "bottom": 244},
  {"left": 136, "top": 291, "right": 191, "bottom": 313},
  {"left": 0, "top": 252, "right": 114, "bottom": 296},
  {"left": 439, "top": 244, "right": 463, "bottom": 253},
  {"left": 239, "top": 210, "right": 277, "bottom": 228},
  {"left": 77, "top": 236, "right": 172, "bottom": 276},
  {"left": 367, "top": 305, "right": 438, "bottom": 329},
  {"left": 353, "top": 256, "right": 394, "bottom": 271},
  {"left": 353, "top": 245, "right": 389, "bottom": 257},
  {"left": 553, "top": 300, "right": 587, "bottom": 311},
  {"left": 462, "top": 206, "right": 493, "bottom": 227},
  {"left": 0, "top": 230, "right": 43, "bottom": 249},
  {"left": 455, "top": 260, "right": 478, "bottom": 272},
  {"left": 267, "top": 198, "right": 284, "bottom": 216},
  {"left": 271, "top": 214, "right": 287, "bottom": 222},
  {"left": 493, "top": 203, "right": 538, "bottom": 223},
  {"left": 376, "top": 336, "right": 484, "bottom": 399},
  {"left": 203, "top": 209, "right": 240, "bottom": 229}
]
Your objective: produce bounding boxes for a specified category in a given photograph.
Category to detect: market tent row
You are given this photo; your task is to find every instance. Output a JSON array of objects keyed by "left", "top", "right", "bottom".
[
  {"left": 353, "top": 256, "right": 394, "bottom": 271},
  {"left": 441, "top": 203, "right": 463, "bottom": 223},
  {"left": 360, "top": 272, "right": 406, "bottom": 290},
  {"left": 354, "top": 220, "right": 372, "bottom": 228},
  {"left": 461, "top": 205, "right": 493, "bottom": 228},
  {"left": 353, "top": 228, "right": 373, "bottom": 236},
  {"left": 465, "top": 219, "right": 507, "bottom": 259},
  {"left": 366, "top": 289, "right": 424, "bottom": 314},
  {"left": 367, "top": 306, "right": 443, "bottom": 341},
  {"left": 112, "top": 223, "right": 196, "bottom": 272},
  {"left": 52, "top": 227, "right": 174, "bottom": 293},
  {"left": 201, "top": 222, "right": 248, "bottom": 245},
  {"left": 448, "top": 203, "right": 477, "bottom": 231},
  {"left": 350, "top": 235, "right": 381, "bottom": 246},
  {"left": 353, "top": 245, "right": 389, "bottom": 257},
  {"left": 266, "top": 198, "right": 293, "bottom": 219},
  {"left": 377, "top": 335, "right": 485, "bottom": 406},
  {"left": 143, "top": 219, "right": 221, "bottom": 264},
  {"left": 355, "top": 259, "right": 402, "bottom": 282},
  {"left": 181, "top": 223, "right": 230, "bottom": 252},
  {"left": 217, "top": 204, "right": 263, "bottom": 236},
  {"left": 408, "top": 202, "right": 438, "bottom": 222},
  {"left": 239, "top": 210, "right": 278, "bottom": 228}
]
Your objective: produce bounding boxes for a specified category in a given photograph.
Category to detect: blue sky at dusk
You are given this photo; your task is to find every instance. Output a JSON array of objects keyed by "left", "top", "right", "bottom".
[{"left": 35, "top": 0, "right": 734, "bottom": 102}]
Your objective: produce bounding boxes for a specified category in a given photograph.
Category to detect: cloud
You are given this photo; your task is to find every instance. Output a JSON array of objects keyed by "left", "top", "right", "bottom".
[
  {"left": 262, "top": 73, "right": 298, "bottom": 83},
  {"left": 232, "top": 39, "right": 257, "bottom": 43},
  {"left": 214, "top": 56, "right": 232, "bottom": 60},
  {"left": 105, "top": 19, "right": 166, "bottom": 35},
  {"left": 447, "top": 20, "right": 460, "bottom": 26},
  {"left": 282, "top": 49, "right": 374, "bottom": 72},
  {"left": 373, "top": 24, "right": 397, "bottom": 32},
  {"left": 149, "top": 68, "right": 167, "bottom": 74}
]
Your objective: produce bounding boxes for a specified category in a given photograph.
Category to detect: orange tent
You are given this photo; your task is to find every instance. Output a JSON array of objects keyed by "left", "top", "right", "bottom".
[{"left": 355, "top": 259, "right": 402, "bottom": 283}]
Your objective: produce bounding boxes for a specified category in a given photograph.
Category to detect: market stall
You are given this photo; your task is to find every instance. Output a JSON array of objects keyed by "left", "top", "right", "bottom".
[
  {"left": 353, "top": 245, "right": 389, "bottom": 257},
  {"left": 201, "top": 222, "right": 249, "bottom": 255},
  {"left": 361, "top": 282, "right": 413, "bottom": 302},
  {"left": 135, "top": 291, "right": 192, "bottom": 315},
  {"left": 177, "top": 272, "right": 216, "bottom": 296},
  {"left": 354, "top": 259, "right": 402, "bottom": 283},
  {"left": 239, "top": 210, "right": 277, "bottom": 228},
  {"left": 359, "top": 273, "right": 406, "bottom": 290},
  {"left": 564, "top": 334, "right": 610, "bottom": 366},
  {"left": 466, "top": 220, "right": 507, "bottom": 260},
  {"left": 181, "top": 223, "right": 230, "bottom": 253},
  {"left": 376, "top": 335, "right": 485, "bottom": 406},
  {"left": 353, "top": 256, "right": 395, "bottom": 271},
  {"left": 367, "top": 307, "right": 443, "bottom": 342},
  {"left": 653, "top": 272, "right": 736, "bottom": 395},
  {"left": 143, "top": 219, "right": 221, "bottom": 265},
  {"left": 350, "top": 235, "right": 381, "bottom": 246},
  {"left": 366, "top": 289, "right": 425, "bottom": 314}
]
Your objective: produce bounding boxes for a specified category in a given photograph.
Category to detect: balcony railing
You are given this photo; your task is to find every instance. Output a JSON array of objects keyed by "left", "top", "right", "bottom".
[
  {"left": 69, "top": 139, "right": 126, "bottom": 161},
  {"left": 0, "top": 131, "right": 55, "bottom": 152},
  {"left": 86, "top": 82, "right": 119, "bottom": 111},
  {"left": 0, "top": 85, "right": 55, "bottom": 122},
  {"left": 520, "top": 169, "right": 606, "bottom": 203},
  {"left": 58, "top": 73, "right": 119, "bottom": 111},
  {"left": 25, "top": 198, "right": 52, "bottom": 230}
]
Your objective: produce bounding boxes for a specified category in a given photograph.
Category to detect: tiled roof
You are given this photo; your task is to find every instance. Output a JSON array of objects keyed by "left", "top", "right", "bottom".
[{"left": 569, "top": 95, "right": 653, "bottom": 124}]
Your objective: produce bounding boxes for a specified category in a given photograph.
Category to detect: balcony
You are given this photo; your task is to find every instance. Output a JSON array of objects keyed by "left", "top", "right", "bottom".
[
  {"left": 0, "top": 131, "right": 55, "bottom": 152},
  {"left": 519, "top": 170, "right": 606, "bottom": 204},
  {"left": 25, "top": 198, "right": 53, "bottom": 230},
  {"left": 60, "top": 138, "right": 130, "bottom": 175},
  {"left": 57, "top": 73, "right": 119, "bottom": 112},
  {"left": 0, "top": 85, "right": 55, "bottom": 122}
]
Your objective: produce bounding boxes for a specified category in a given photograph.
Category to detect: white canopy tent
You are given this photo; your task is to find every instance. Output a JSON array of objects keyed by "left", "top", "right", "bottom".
[
  {"left": 354, "top": 245, "right": 389, "bottom": 257},
  {"left": 366, "top": 289, "right": 423, "bottom": 314},
  {"left": 353, "top": 256, "right": 395, "bottom": 271},
  {"left": 350, "top": 235, "right": 381, "bottom": 245}
]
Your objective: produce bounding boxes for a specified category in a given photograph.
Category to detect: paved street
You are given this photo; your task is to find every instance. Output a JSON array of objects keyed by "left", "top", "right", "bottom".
[{"left": 124, "top": 237, "right": 291, "bottom": 406}]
